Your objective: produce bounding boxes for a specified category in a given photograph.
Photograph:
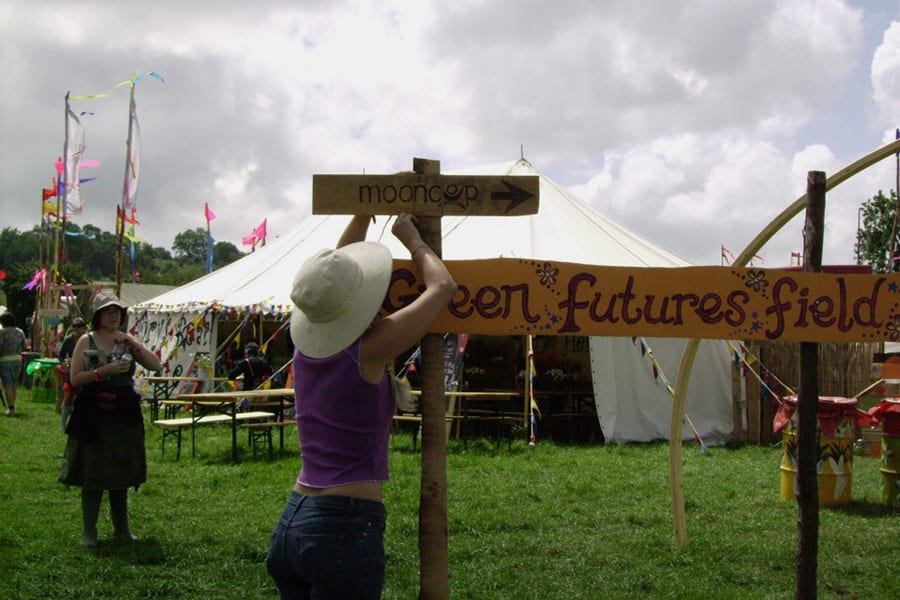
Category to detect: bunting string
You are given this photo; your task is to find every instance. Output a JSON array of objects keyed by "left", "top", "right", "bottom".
[
  {"left": 726, "top": 341, "right": 794, "bottom": 402},
  {"left": 632, "top": 337, "right": 707, "bottom": 451}
]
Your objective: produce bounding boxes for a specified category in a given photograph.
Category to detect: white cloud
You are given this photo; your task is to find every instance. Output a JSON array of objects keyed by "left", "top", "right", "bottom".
[
  {"left": 0, "top": 0, "right": 896, "bottom": 270},
  {"left": 872, "top": 22, "right": 900, "bottom": 119}
]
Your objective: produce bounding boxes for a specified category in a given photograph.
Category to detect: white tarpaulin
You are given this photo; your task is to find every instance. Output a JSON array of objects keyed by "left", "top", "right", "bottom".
[{"left": 135, "top": 158, "right": 734, "bottom": 442}]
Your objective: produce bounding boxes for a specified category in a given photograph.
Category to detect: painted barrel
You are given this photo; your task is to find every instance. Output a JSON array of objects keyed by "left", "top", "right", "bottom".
[
  {"left": 779, "top": 396, "right": 856, "bottom": 506},
  {"left": 879, "top": 398, "right": 900, "bottom": 506}
]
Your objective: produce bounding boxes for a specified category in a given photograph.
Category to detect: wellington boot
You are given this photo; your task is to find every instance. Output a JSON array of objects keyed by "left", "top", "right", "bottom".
[
  {"left": 109, "top": 489, "right": 136, "bottom": 543},
  {"left": 81, "top": 489, "right": 102, "bottom": 549}
]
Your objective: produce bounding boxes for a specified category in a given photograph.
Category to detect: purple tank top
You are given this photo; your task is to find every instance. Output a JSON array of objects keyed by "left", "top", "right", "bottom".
[{"left": 293, "top": 339, "right": 393, "bottom": 488}]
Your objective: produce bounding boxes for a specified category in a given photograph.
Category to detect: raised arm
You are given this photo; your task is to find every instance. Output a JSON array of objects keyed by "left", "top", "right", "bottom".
[
  {"left": 337, "top": 215, "right": 373, "bottom": 248},
  {"left": 359, "top": 214, "right": 456, "bottom": 381}
]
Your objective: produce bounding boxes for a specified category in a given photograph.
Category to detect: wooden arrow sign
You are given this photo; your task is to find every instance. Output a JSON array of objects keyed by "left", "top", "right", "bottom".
[{"left": 312, "top": 174, "right": 540, "bottom": 216}]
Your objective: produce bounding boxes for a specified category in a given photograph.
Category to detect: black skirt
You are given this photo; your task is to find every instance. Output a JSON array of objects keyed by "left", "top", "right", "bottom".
[{"left": 58, "top": 383, "right": 146, "bottom": 490}]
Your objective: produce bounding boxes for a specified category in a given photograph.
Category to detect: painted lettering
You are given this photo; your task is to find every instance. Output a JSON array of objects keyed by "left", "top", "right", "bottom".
[
  {"left": 696, "top": 293, "right": 725, "bottom": 324},
  {"left": 619, "top": 276, "right": 642, "bottom": 324},
  {"left": 853, "top": 277, "right": 885, "bottom": 329},
  {"left": 449, "top": 285, "right": 474, "bottom": 318},
  {"left": 502, "top": 284, "right": 540, "bottom": 323},
  {"left": 385, "top": 268, "right": 422, "bottom": 312},
  {"left": 358, "top": 183, "right": 480, "bottom": 208},
  {"left": 642, "top": 295, "right": 675, "bottom": 325},
  {"left": 474, "top": 286, "right": 503, "bottom": 318},
  {"left": 558, "top": 273, "right": 596, "bottom": 333},
  {"left": 765, "top": 277, "right": 796, "bottom": 339},
  {"left": 671, "top": 293, "right": 700, "bottom": 325},
  {"left": 724, "top": 291, "right": 749, "bottom": 326}
]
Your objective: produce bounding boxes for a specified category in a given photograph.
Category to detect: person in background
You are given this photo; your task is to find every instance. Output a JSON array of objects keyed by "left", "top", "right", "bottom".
[
  {"left": 266, "top": 213, "right": 457, "bottom": 599},
  {"left": 228, "top": 342, "right": 274, "bottom": 391},
  {"left": 0, "top": 312, "right": 27, "bottom": 417},
  {"left": 57, "top": 317, "right": 87, "bottom": 430},
  {"left": 58, "top": 291, "right": 161, "bottom": 549}
]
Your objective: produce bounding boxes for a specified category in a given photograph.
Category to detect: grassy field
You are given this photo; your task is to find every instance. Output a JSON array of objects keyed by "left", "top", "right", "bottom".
[{"left": 0, "top": 387, "right": 897, "bottom": 599}]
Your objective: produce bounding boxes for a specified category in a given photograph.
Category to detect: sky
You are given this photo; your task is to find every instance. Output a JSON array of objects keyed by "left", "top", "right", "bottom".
[{"left": 3, "top": 0, "right": 900, "bottom": 268}]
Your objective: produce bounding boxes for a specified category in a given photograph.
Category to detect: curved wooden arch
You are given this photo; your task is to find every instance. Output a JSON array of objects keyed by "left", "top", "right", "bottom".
[{"left": 669, "top": 137, "right": 900, "bottom": 547}]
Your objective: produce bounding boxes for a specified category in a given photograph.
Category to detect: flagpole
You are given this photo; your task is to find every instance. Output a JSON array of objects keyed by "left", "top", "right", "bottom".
[
  {"left": 51, "top": 95, "right": 71, "bottom": 315},
  {"left": 205, "top": 203, "right": 214, "bottom": 274},
  {"left": 116, "top": 83, "right": 137, "bottom": 297}
]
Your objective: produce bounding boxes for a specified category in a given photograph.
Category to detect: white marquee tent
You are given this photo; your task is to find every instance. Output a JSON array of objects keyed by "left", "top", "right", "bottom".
[{"left": 135, "top": 159, "right": 734, "bottom": 443}]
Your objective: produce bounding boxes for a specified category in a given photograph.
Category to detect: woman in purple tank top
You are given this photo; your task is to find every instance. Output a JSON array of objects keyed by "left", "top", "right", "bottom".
[{"left": 267, "top": 212, "right": 457, "bottom": 599}]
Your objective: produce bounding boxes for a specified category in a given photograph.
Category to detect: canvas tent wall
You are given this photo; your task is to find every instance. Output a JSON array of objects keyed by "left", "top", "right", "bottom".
[{"left": 134, "top": 158, "right": 734, "bottom": 443}]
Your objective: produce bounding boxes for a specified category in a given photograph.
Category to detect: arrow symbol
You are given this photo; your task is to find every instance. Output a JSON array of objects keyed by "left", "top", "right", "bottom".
[{"left": 491, "top": 179, "right": 535, "bottom": 213}]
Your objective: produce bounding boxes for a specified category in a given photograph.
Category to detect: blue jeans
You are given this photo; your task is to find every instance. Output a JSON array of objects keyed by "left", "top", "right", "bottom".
[{"left": 267, "top": 491, "right": 387, "bottom": 600}]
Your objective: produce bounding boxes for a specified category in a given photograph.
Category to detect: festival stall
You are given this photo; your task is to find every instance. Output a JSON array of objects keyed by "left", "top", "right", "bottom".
[{"left": 133, "top": 159, "right": 735, "bottom": 444}]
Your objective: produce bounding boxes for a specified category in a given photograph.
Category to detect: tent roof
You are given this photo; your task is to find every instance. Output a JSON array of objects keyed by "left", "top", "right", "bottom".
[{"left": 135, "top": 159, "right": 690, "bottom": 315}]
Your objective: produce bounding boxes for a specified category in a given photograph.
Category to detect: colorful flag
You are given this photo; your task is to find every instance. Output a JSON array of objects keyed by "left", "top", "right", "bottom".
[
  {"left": 254, "top": 218, "right": 267, "bottom": 241},
  {"left": 123, "top": 96, "right": 141, "bottom": 210},
  {"left": 720, "top": 245, "right": 735, "bottom": 265},
  {"left": 242, "top": 218, "right": 268, "bottom": 247},
  {"left": 204, "top": 203, "right": 216, "bottom": 222},
  {"left": 62, "top": 95, "right": 86, "bottom": 216}
]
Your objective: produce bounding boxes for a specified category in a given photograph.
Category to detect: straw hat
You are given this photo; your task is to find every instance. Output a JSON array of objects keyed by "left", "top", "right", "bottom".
[{"left": 290, "top": 242, "right": 392, "bottom": 358}]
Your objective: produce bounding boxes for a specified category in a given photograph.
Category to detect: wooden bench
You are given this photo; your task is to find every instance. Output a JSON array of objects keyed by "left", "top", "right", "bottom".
[
  {"left": 393, "top": 414, "right": 464, "bottom": 449},
  {"left": 153, "top": 411, "right": 275, "bottom": 460},
  {"left": 239, "top": 420, "right": 297, "bottom": 458}
]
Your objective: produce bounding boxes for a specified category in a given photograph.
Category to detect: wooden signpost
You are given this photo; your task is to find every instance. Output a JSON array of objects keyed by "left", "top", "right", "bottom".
[
  {"left": 313, "top": 158, "right": 539, "bottom": 600},
  {"left": 312, "top": 173, "right": 539, "bottom": 216},
  {"left": 311, "top": 158, "right": 895, "bottom": 598}
]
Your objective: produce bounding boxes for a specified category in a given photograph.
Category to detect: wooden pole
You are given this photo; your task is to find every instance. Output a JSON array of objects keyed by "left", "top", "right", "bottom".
[
  {"left": 731, "top": 359, "right": 744, "bottom": 441},
  {"left": 796, "top": 171, "right": 825, "bottom": 599},
  {"left": 889, "top": 135, "right": 900, "bottom": 265},
  {"left": 414, "top": 157, "right": 449, "bottom": 600}
]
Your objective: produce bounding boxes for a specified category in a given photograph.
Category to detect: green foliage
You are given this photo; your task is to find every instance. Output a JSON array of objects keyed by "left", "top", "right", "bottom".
[
  {"left": 1, "top": 396, "right": 898, "bottom": 599},
  {"left": 0, "top": 223, "right": 244, "bottom": 323},
  {"left": 213, "top": 240, "right": 243, "bottom": 268},
  {"left": 855, "top": 189, "right": 898, "bottom": 273},
  {"left": 172, "top": 228, "right": 209, "bottom": 263}
]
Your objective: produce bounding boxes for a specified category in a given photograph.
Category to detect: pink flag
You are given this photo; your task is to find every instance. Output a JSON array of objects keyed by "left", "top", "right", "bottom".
[
  {"left": 242, "top": 218, "right": 267, "bottom": 246},
  {"left": 253, "top": 218, "right": 267, "bottom": 240},
  {"left": 204, "top": 203, "right": 216, "bottom": 222}
]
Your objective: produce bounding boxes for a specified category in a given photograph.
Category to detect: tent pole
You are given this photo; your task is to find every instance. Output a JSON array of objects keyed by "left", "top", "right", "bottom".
[{"left": 669, "top": 341, "right": 699, "bottom": 547}]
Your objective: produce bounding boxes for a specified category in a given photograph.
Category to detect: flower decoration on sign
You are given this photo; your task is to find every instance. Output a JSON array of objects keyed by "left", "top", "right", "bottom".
[
  {"left": 885, "top": 315, "right": 900, "bottom": 341},
  {"left": 745, "top": 269, "right": 769, "bottom": 293},
  {"left": 536, "top": 262, "right": 559, "bottom": 287}
]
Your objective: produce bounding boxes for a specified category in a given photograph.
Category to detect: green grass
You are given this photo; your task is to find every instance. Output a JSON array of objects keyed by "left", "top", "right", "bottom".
[{"left": 1, "top": 388, "right": 897, "bottom": 599}]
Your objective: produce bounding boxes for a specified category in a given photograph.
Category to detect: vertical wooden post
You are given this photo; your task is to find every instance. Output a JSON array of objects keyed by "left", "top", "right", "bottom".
[
  {"left": 731, "top": 359, "right": 744, "bottom": 441},
  {"left": 797, "top": 170, "right": 825, "bottom": 599},
  {"left": 746, "top": 341, "right": 761, "bottom": 443},
  {"left": 414, "top": 157, "right": 450, "bottom": 600}
]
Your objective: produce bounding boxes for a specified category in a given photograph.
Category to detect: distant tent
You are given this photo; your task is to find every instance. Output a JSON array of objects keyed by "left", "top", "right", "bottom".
[{"left": 135, "top": 158, "right": 733, "bottom": 443}]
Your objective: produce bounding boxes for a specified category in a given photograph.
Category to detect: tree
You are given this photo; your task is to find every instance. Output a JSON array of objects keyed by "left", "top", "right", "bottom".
[
  {"left": 172, "top": 228, "right": 209, "bottom": 263},
  {"left": 855, "top": 189, "right": 898, "bottom": 273},
  {"left": 213, "top": 240, "right": 243, "bottom": 268}
]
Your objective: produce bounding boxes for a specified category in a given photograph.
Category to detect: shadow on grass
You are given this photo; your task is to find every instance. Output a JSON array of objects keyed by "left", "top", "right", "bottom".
[
  {"left": 827, "top": 499, "right": 898, "bottom": 518},
  {"left": 91, "top": 537, "right": 167, "bottom": 565}
]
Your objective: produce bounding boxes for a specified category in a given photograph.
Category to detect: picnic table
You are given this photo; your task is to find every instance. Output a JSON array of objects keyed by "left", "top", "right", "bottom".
[
  {"left": 144, "top": 375, "right": 232, "bottom": 420},
  {"left": 154, "top": 388, "right": 293, "bottom": 461}
]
